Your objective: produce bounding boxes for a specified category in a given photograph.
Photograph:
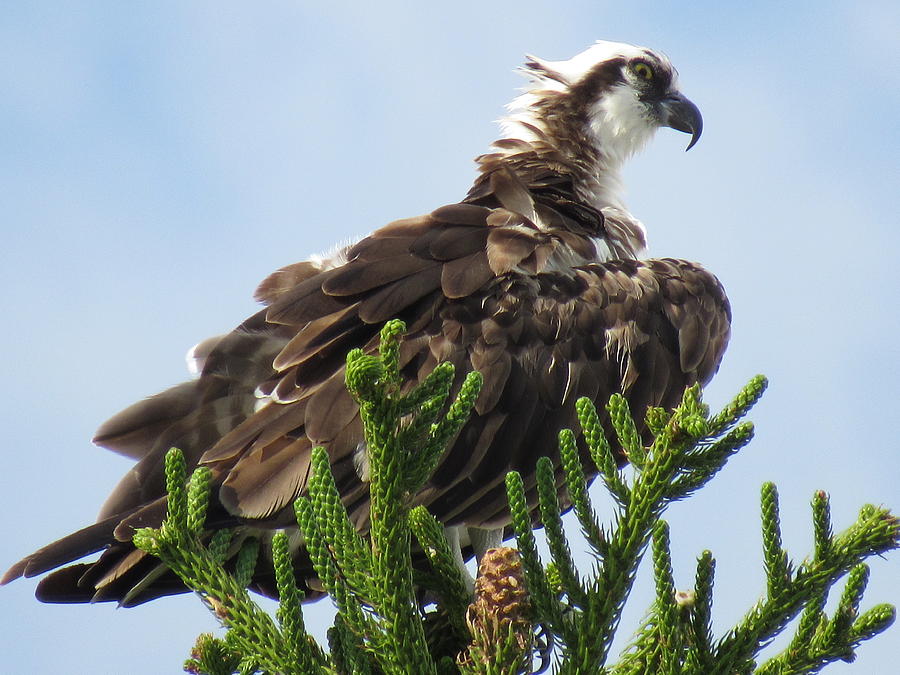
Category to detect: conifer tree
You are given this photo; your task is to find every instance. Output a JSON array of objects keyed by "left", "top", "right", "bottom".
[{"left": 133, "top": 320, "right": 898, "bottom": 674}]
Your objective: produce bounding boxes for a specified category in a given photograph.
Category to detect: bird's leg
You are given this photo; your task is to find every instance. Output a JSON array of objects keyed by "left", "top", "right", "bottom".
[
  {"left": 467, "top": 526, "right": 504, "bottom": 564},
  {"left": 443, "top": 525, "right": 475, "bottom": 595},
  {"left": 441, "top": 525, "right": 506, "bottom": 598}
]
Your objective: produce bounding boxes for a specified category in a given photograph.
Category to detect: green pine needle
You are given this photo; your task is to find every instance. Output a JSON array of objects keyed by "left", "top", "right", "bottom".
[
  {"left": 687, "top": 550, "right": 716, "bottom": 672},
  {"left": 607, "top": 394, "right": 645, "bottom": 467},
  {"left": 576, "top": 396, "right": 630, "bottom": 505},
  {"left": 536, "top": 456, "right": 586, "bottom": 609},
  {"left": 559, "top": 428, "right": 606, "bottom": 555},
  {"left": 707, "top": 374, "right": 768, "bottom": 435},
  {"left": 761, "top": 482, "right": 790, "bottom": 598},
  {"left": 408, "top": 506, "right": 471, "bottom": 644}
]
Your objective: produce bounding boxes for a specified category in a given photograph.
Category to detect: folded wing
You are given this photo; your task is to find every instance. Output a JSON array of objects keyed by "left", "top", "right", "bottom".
[{"left": 3, "top": 193, "right": 730, "bottom": 605}]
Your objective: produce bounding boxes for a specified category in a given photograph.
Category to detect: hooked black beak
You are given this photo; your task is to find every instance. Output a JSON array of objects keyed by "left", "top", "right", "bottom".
[{"left": 658, "top": 92, "right": 703, "bottom": 151}]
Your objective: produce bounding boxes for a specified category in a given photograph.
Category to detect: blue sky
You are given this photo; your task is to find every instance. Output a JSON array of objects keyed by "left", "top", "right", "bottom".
[{"left": 2, "top": 2, "right": 898, "bottom": 672}]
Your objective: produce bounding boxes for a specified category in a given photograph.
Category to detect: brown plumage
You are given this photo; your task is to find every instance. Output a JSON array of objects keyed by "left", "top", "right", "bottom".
[{"left": 3, "top": 40, "right": 729, "bottom": 606}]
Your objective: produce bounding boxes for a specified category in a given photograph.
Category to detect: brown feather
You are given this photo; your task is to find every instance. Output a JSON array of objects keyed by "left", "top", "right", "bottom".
[
  {"left": 220, "top": 437, "right": 312, "bottom": 519},
  {"left": 427, "top": 226, "right": 489, "bottom": 261},
  {"left": 430, "top": 203, "right": 492, "bottom": 226},
  {"left": 255, "top": 261, "right": 324, "bottom": 305},
  {"left": 272, "top": 303, "right": 361, "bottom": 371},
  {"left": 489, "top": 167, "right": 539, "bottom": 223},
  {"left": 304, "top": 372, "right": 357, "bottom": 443},
  {"left": 322, "top": 254, "right": 435, "bottom": 297},
  {"left": 486, "top": 227, "right": 540, "bottom": 274},
  {"left": 92, "top": 382, "right": 199, "bottom": 459},
  {"left": 357, "top": 264, "right": 443, "bottom": 323},
  {"left": 440, "top": 251, "right": 495, "bottom": 298}
]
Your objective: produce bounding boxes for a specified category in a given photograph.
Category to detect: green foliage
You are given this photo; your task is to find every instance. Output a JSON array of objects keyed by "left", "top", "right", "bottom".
[
  {"left": 133, "top": 450, "right": 328, "bottom": 675},
  {"left": 303, "top": 320, "right": 482, "bottom": 674},
  {"left": 409, "top": 505, "right": 472, "bottom": 645},
  {"left": 132, "top": 327, "right": 898, "bottom": 674},
  {"left": 507, "top": 379, "right": 897, "bottom": 674}
]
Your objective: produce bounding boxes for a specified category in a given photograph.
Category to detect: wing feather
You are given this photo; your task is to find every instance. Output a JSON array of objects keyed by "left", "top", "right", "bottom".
[
  {"left": 220, "top": 437, "right": 313, "bottom": 519},
  {"left": 440, "top": 251, "right": 495, "bottom": 298},
  {"left": 358, "top": 264, "right": 443, "bottom": 322},
  {"left": 322, "top": 254, "right": 436, "bottom": 297}
]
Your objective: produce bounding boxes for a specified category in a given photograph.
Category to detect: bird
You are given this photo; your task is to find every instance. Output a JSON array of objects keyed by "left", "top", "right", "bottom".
[{"left": 3, "top": 40, "right": 730, "bottom": 606}]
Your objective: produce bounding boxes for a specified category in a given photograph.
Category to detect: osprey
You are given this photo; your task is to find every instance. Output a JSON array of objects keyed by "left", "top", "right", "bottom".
[{"left": 4, "top": 41, "right": 729, "bottom": 604}]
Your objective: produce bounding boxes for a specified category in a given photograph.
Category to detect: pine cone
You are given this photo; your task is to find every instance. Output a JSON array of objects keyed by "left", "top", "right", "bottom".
[{"left": 459, "top": 547, "right": 532, "bottom": 673}]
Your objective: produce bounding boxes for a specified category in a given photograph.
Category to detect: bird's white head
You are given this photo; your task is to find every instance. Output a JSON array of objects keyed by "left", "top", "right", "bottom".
[
  {"left": 502, "top": 40, "right": 702, "bottom": 167},
  {"left": 494, "top": 41, "right": 702, "bottom": 258}
]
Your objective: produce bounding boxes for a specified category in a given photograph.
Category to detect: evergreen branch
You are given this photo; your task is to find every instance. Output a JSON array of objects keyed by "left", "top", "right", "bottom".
[
  {"left": 551, "top": 385, "right": 761, "bottom": 672},
  {"left": 272, "top": 531, "right": 306, "bottom": 658},
  {"left": 160, "top": 445, "right": 188, "bottom": 544},
  {"left": 272, "top": 532, "right": 327, "bottom": 673},
  {"left": 291, "top": 321, "right": 483, "bottom": 673},
  {"left": 786, "top": 590, "right": 828, "bottom": 666},
  {"left": 761, "top": 483, "right": 791, "bottom": 598},
  {"left": 362, "top": 396, "right": 435, "bottom": 671},
  {"left": 187, "top": 466, "right": 212, "bottom": 536},
  {"left": 415, "top": 370, "right": 483, "bottom": 490},
  {"left": 399, "top": 361, "right": 455, "bottom": 416},
  {"left": 576, "top": 397, "right": 630, "bottom": 505},
  {"left": 133, "top": 448, "right": 327, "bottom": 675},
  {"left": 818, "top": 563, "right": 868, "bottom": 658},
  {"left": 559, "top": 427, "right": 607, "bottom": 556},
  {"left": 505, "top": 470, "right": 565, "bottom": 635},
  {"left": 405, "top": 401, "right": 448, "bottom": 465},
  {"left": 757, "top": 587, "right": 896, "bottom": 675},
  {"left": 395, "top": 365, "right": 460, "bottom": 490},
  {"left": 307, "top": 446, "right": 374, "bottom": 598},
  {"left": 849, "top": 603, "right": 896, "bottom": 648},
  {"left": 651, "top": 521, "right": 683, "bottom": 674},
  {"left": 341, "top": 318, "right": 486, "bottom": 674},
  {"left": 536, "top": 456, "right": 587, "bottom": 609},
  {"left": 130, "top": 348, "right": 898, "bottom": 675},
  {"left": 378, "top": 317, "right": 404, "bottom": 388},
  {"left": 409, "top": 505, "right": 472, "bottom": 644},
  {"left": 615, "top": 519, "right": 689, "bottom": 675},
  {"left": 812, "top": 491, "right": 833, "bottom": 563},
  {"left": 707, "top": 374, "right": 768, "bottom": 435},
  {"left": 669, "top": 384, "right": 709, "bottom": 439},
  {"left": 295, "top": 496, "right": 375, "bottom": 641},
  {"left": 328, "top": 614, "right": 375, "bottom": 675},
  {"left": 686, "top": 551, "right": 716, "bottom": 673},
  {"left": 714, "top": 498, "right": 899, "bottom": 674},
  {"left": 208, "top": 529, "right": 233, "bottom": 564},
  {"left": 344, "top": 349, "right": 385, "bottom": 402},
  {"left": 512, "top": 376, "right": 897, "bottom": 674},
  {"left": 184, "top": 633, "right": 243, "bottom": 675},
  {"left": 234, "top": 538, "right": 260, "bottom": 590},
  {"left": 667, "top": 422, "right": 754, "bottom": 500},
  {"left": 644, "top": 406, "right": 671, "bottom": 437},
  {"left": 607, "top": 394, "right": 645, "bottom": 468}
]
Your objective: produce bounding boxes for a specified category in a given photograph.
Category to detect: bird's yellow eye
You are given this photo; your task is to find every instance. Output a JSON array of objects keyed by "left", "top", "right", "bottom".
[{"left": 633, "top": 62, "right": 654, "bottom": 81}]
